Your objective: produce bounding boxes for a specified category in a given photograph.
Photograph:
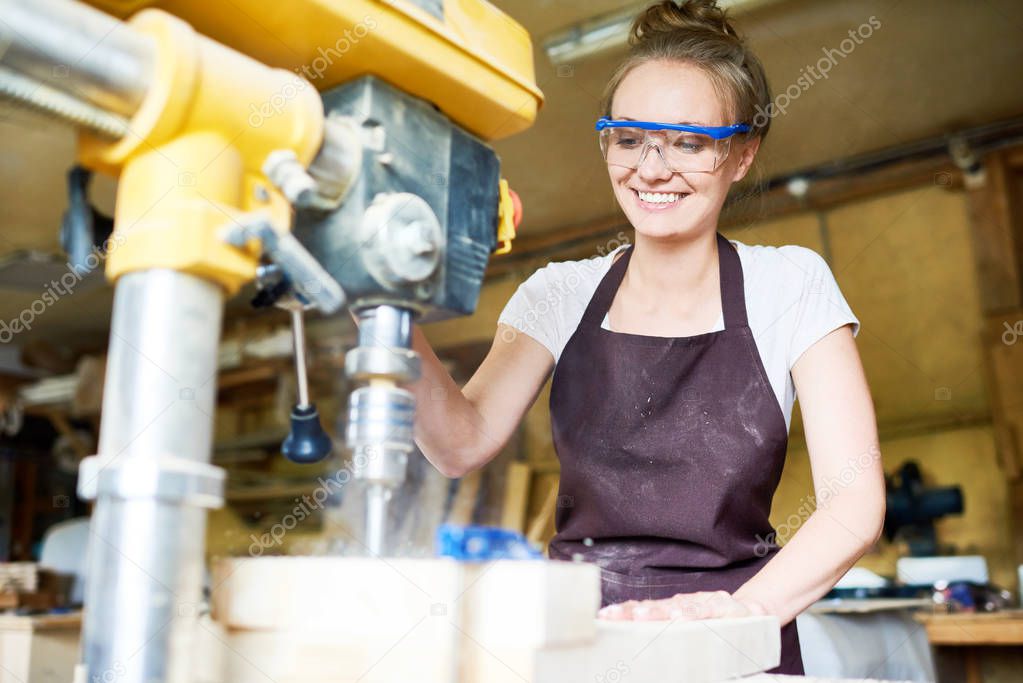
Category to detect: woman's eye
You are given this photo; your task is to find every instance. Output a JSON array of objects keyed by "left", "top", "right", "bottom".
[
  {"left": 614, "top": 136, "right": 641, "bottom": 148},
  {"left": 674, "top": 135, "right": 706, "bottom": 153}
]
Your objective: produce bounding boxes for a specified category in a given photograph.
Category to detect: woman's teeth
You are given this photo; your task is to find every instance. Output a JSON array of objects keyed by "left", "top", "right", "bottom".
[{"left": 636, "top": 190, "right": 687, "bottom": 204}]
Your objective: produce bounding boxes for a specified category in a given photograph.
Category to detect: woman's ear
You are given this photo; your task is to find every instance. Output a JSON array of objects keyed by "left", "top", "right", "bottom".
[{"left": 731, "top": 136, "right": 762, "bottom": 183}]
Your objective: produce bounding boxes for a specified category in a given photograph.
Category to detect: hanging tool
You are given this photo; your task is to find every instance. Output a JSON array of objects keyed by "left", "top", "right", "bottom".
[
  {"left": 250, "top": 261, "right": 337, "bottom": 465},
  {"left": 281, "top": 306, "right": 333, "bottom": 464}
]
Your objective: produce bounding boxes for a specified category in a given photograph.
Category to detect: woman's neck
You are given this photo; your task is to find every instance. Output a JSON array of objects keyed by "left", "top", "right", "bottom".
[{"left": 623, "top": 230, "right": 720, "bottom": 297}]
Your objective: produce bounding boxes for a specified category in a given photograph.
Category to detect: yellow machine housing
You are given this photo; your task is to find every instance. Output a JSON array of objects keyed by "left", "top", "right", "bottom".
[
  {"left": 76, "top": 9, "right": 325, "bottom": 293},
  {"left": 87, "top": 0, "right": 544, "bottom": 141}
]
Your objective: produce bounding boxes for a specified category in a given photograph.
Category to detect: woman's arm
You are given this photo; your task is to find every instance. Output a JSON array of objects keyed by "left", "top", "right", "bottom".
[
  {"left": 600, "top": 324, "right": 885, "bottom": 622},
  {"left": 730, "top": 324, "right": 885, "bottom": 623},
  {"left": 407, "top": 323, "right": 555, "bottom": 478}
]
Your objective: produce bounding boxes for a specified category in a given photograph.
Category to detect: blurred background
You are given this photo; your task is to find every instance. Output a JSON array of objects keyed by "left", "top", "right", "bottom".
[{"left": 1, "top": 0, "right": 1023, "bottom": 680}]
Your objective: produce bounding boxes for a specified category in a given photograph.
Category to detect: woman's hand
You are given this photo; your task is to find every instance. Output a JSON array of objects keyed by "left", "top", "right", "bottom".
[{"left": 597, "top": 591, "right": 769, "bottom": 621}]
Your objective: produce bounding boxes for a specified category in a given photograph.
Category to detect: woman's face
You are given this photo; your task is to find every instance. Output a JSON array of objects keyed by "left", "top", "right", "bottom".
[{"left": 607, "top": 59, "right": 760, "bottom": 241}]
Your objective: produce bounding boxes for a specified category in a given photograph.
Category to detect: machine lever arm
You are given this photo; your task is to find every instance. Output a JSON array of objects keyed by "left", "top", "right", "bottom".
[{"left": 224, "top": 217, "right": 346, "bottom": 314}]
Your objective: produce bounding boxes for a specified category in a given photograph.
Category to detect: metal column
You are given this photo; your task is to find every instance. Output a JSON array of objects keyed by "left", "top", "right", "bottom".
[{"left": 78, "top": 269, "right": 224, "bottom": 683}]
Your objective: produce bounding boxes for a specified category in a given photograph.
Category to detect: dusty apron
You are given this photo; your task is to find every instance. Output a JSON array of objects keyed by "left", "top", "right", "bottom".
[{"left": 547, "top": 233, "right": 803, "bottom": 674}]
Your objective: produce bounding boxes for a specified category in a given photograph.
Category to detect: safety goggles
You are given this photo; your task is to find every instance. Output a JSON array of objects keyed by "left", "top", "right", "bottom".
[{"left": 596, "top": 117, "right": 751, "bottom": 174}]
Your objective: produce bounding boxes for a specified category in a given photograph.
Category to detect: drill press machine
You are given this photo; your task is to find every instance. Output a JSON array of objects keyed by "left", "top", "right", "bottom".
[{"left": 0, "top": 0, "right": 540, "bottom": 680}]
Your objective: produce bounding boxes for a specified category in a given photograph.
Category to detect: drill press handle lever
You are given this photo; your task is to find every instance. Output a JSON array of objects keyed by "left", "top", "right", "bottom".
[
  {"left": 245, "top": 240, "right": 338, "bottom": 464},
  {"left": 281, "top": 306, "right": 334, "bottom": 464},
  {"left": 225, "top": 216, "right": 346, "bottom": 314}
]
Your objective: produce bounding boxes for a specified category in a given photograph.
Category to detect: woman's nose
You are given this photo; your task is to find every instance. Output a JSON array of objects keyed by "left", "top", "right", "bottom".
[{"left": 636, "top": 143, "right": 674, "bottom": 182}]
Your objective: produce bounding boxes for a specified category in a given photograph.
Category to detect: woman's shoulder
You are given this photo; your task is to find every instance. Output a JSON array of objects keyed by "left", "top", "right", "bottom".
[
  {"left": 521, "top": 242, "right": 627, "bottom": 290},
  {"left": 728, "top": 238, "right": 859, "bottom": 343},
  {"left": 498, "top": 243, "right": 627, "bottom": 359},
  {"left": 729, "top": 238, "right": 828, "bottom": 266},
  {"left": 728, "top": 239, "right": 834, "bottom": 285}
]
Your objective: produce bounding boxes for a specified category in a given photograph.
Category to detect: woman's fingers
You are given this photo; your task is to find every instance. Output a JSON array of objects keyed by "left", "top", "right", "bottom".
[
  {"left": 598, "top": 591, "right": 755, "bottom": 621},
  {"left": 597, "top": 599, "right": 639, "bottom": 620}
]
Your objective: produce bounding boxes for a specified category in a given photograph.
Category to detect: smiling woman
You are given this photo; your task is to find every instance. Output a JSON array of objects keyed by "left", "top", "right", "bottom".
[
  {"left": 408, "top": 1, "right": 884, "bottom": 678},
  {"left": 595, "top": 0, "right": 771, "bottom": 239}
]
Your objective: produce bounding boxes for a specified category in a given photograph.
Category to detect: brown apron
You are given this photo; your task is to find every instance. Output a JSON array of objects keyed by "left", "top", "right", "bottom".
[{"left": 548, "top": 233, "right": 803, "bottom": 674}]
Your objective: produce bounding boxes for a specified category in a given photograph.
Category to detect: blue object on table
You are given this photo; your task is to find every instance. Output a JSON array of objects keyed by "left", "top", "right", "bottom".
[
  {"left": 946, "top": 582, "right": 976, "bottom": 609},
  {"left": 435, "top": 524, "right": 542, "bottom": 561}
]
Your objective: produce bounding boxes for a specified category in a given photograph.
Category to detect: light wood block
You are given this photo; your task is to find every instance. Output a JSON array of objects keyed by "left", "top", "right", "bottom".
[
  {"left": 458, "top": 560, "right": 599, "bottom": 647},
  {"left": 208, "top": 557, "right": 602, "bottom": 682},
  {"left": 206, "top": 558, "right": 783, "bottom": 682},
  {"left": 500, "top": 462, "right": 532, "bottom": 532},
  {"left": 914, "top": 609, "right": 1023, "bottom": 645},
  {"left": 0, "top": 613, "right": 81, "bottom": 683},
  {"left": 200, "top": 614, "right": 782, "bottom": 683},
  {"left": 212, "top": 557, "right": 463, "bottom": 634},
  {"left": 0, "top": 562, "right": 38, "bottom": 592},
  {"left": 530, "top": 617, "right": 780, "bottom": 683},
  {"left": 212, "top": 629, "right": 458, "bottom": 683}
]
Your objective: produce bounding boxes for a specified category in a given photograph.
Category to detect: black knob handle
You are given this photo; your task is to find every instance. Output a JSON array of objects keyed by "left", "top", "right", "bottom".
[{"left": 281, "top": 404, "right": 332, "bottom": 464}]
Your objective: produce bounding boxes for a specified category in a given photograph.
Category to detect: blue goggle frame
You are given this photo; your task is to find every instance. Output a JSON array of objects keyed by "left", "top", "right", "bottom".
[{"left": 595, "top": 116, "right": 751, "bottom": 140}]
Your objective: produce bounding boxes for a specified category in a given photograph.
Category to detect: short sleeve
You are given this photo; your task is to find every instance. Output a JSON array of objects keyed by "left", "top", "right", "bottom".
[
  {"left": 497, "top": 266, "right": 562, "bottom": 360},
  {"left": 785, "top": 247, "right": 860, "bottom": 369}
]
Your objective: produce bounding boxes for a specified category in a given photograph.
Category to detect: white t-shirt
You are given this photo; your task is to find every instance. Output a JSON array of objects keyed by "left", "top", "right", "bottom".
[{"left": 497, "top": 240, "right": 860, "bottom": 430}]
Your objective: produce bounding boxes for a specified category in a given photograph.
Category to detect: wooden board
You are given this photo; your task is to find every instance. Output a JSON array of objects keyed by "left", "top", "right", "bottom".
[
  {"left": 0, "top": 612, "right": 81, "bottom": 683},
  {"left": 0, "top": 562, "right": 38, "bottom": 592},
  {"left": 204, "top": 557, "right": 788, "bottom": 682},
  {"left": 914, "top": 610, "right": 1023, "bottom": 645},
  {"left": 808, "top": 598, "right": 933, "bottom": 614},
  {"left": 499, "top": 462, "right": 531, "bottom": 532},
  {"left": 533, "top": 617, "right": 780, "bottom": 683}
]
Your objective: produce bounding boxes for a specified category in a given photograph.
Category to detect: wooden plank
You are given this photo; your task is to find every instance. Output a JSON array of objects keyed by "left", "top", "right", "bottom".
[
  {"left": 70, "top": 355, "right": 105, "bottom": 417},
  {"left": 526, "top": 479, "right": 558, "bottom": 545},
  {"left": 966, "top": 151, "right": 1023, "bottom": 583},
  {"left": 964, "top": 151, "right": 1023, "bottom": 311},
  {"left": 0, "top": 612, "right": 81, "bottom": 683},
  {"left": 984, "top": 311, "right": 1023, "bottom": 481},
  {"left": 808, "top": 598, "right": 932, "bottom": 614},
  {"left": 0, "top": 562, "right": 37, "bottom": 592},
  {"left": 207, "top": 557, "right": 603, "bottom": 683},
  {"left": 535, "top": 617, "right": 780, "bottom": 683},
  {"left": 448, "top": 470, "right": 482, "bottom": 526},
  {"left": 915, "top": 611, "right": 1023, "bottom": 645},
  {"left": 0, "top": 612, "right": 81, "bottom": 630},
  {"left": 499, "top": 462, "right": 531, "bottom": 532},
  {"left": 525, "top": 472, "right": 561, "bottom": 550}
]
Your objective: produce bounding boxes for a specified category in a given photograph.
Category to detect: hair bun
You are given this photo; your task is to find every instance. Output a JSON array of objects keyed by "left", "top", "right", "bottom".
[{"left": 631, "top": 0, "right": 740, "bottom": 44}]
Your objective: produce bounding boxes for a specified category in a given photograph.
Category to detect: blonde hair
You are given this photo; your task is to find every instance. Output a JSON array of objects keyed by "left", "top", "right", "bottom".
[{"left": 601, "top": 0, "right": 773, "bottom": 142}]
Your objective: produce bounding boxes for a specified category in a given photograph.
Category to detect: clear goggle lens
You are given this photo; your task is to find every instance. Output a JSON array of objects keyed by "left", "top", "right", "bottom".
[{"left": 598, "top": 127, "right": 733, "bottom": 174}]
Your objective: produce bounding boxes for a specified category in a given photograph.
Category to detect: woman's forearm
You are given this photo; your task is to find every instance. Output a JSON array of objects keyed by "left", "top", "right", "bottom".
[
  {"left": 733, "top": 494, "right": 884, "bottom": 624},
  {"left": 406, "top": 325, "right": 501, "bottom": 478},
  {"left": 735, "top": 326, "right": 886, "bottom": 624}
]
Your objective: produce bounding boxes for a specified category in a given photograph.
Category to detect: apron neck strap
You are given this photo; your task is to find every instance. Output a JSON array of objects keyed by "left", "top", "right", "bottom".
[
  {"left": 717, "top": 233, "right": 748, "bottom": 328},
  {"left": 581, "top": 233, "right": 748, "bottom": 329}
]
